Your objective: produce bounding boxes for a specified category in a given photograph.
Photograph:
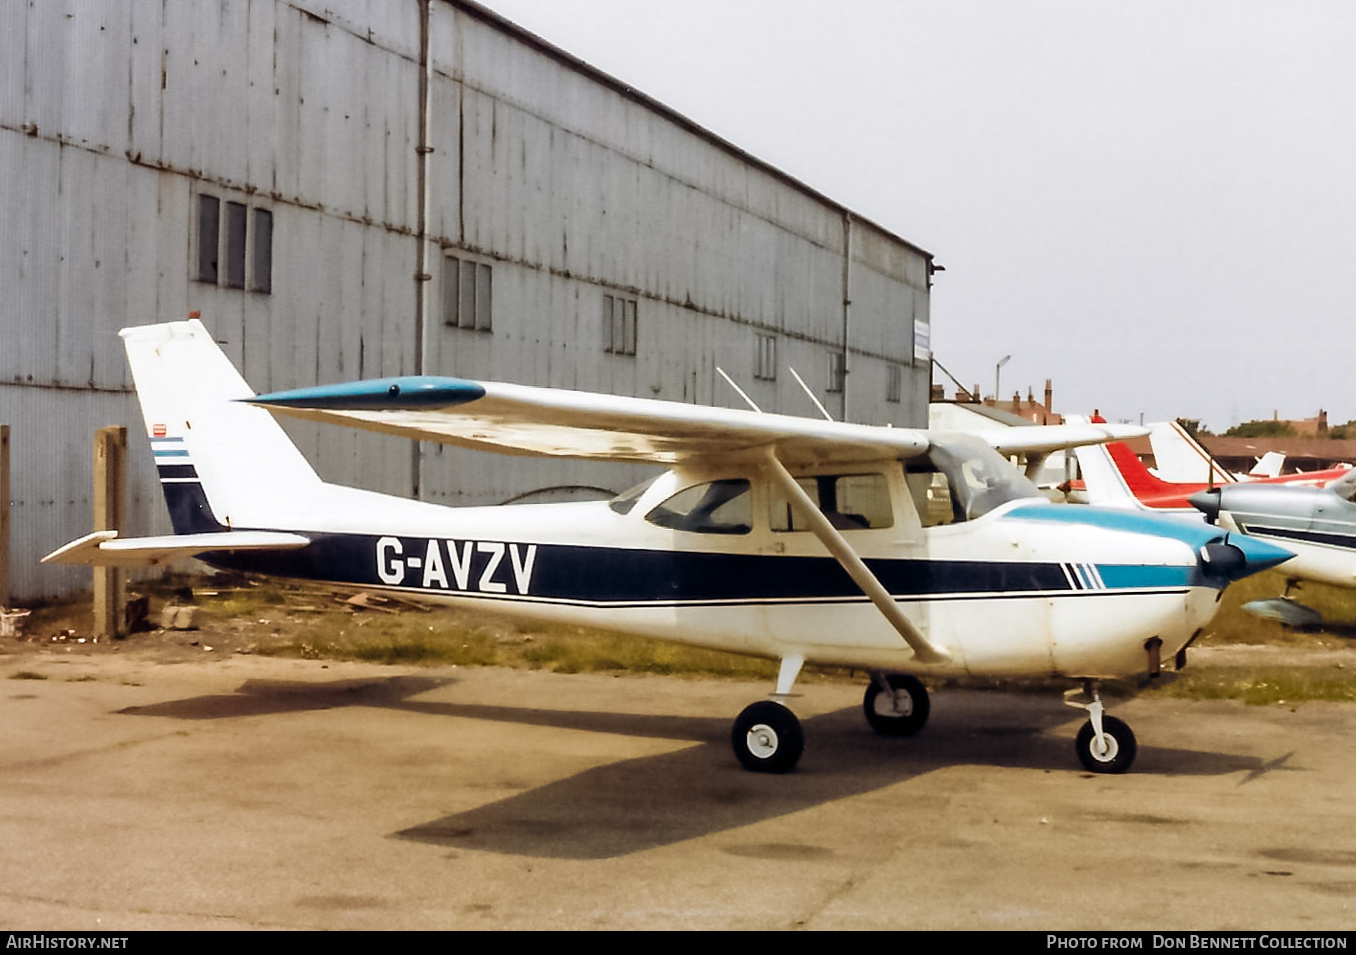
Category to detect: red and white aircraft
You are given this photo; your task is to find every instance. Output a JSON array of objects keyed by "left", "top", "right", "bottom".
[
  {"left": 1148, "top": 420, "right": 1348, "bottom": 486},
  {"left": 1073, "top": 415, "right": 1351, "bottom": 511}
]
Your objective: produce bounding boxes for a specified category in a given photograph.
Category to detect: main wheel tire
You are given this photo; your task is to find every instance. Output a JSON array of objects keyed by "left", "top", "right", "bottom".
[
  {"left": 863, "top": 674, "right": 930, "bottom": 736},
  {"left": 1075, "top": 715, "right": 1137, "bottom": 774},
  {"left": 732, "top": 700, "right": 804, "bottom": 773}
]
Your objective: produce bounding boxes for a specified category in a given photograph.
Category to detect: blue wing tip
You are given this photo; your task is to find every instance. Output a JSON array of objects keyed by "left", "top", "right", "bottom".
[{"left": 248, "top": 376, "right": 486, "bottom": 411}]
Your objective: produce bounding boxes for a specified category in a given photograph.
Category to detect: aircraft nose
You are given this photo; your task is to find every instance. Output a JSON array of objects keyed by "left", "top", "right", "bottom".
[
  {"left": 1188, "top": 488, "right": 1222, "bottom": 524},
  {"left": 1197, "top": 534, "right": 1293, "bottom": 582}
]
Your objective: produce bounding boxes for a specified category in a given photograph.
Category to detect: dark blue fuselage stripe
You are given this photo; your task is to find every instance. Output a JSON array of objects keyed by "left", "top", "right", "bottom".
[
  {"left": 198, "top": 531, "right": 1199, "bottom": 604},
  {"left": 161, "top": 481, "right": 226, "bottom": 535},
  {"left": 156, "top": 464, "right": 199, "bottom": 480},
  {"left": 1240, "top": 523, "right": 1356, "bottom": 551}
]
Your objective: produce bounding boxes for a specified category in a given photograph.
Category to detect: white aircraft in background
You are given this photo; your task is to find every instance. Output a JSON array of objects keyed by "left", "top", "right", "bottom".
[
  {"left": 1148, "top": 420, "right": 1305, "bottom": 484},
  {"left": 46, "top": 322, "right": 1292, "bottom": 775}
]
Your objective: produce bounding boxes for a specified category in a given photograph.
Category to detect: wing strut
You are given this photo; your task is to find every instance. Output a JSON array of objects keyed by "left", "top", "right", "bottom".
[{"left": 762, "top": 451, "right": 951, "bottom": 665}]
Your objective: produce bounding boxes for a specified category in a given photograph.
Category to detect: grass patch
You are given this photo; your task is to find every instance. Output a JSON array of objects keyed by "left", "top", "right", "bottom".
[
  {"left": 1204, "top": 572, "right": 1356, "bottom": 648},
  {"left": 1157, "top": 666, "right": 1356, "bottom": 705},
  {"left": 218, "top": 586, "right": 788, "bottom": 681}
]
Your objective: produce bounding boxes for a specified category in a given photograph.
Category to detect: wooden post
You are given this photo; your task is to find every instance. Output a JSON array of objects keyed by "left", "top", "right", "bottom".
[
  {"left": 0, "top": 425, "right": 9, "bottom": 612},
  {"left": 93, "top": 426, "right": 127, "bottom": 637}
]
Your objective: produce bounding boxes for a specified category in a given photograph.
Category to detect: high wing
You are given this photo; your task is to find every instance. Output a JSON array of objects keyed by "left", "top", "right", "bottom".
[
  {"left": 248, "top": 376, "right": 1143, "bottom": 466},
  {"left": 985, "top": 422, "right": 1146, "bottom": 458},
  {"left": 43, "top": 530, "right": 311, "bottom": 567}
]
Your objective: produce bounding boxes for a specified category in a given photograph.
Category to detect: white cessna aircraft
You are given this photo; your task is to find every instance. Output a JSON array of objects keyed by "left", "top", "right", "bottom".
[{"left": 46, "top": 322, "right": 1292, "bottom": 775}]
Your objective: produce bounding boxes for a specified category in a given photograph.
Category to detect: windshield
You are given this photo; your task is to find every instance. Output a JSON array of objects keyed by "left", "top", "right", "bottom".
[{"left": 924, "top": 434, "right": 1045, "bottom": 521}]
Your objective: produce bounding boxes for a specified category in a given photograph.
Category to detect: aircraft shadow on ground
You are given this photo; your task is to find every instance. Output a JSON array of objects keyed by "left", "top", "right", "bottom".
[
  {"left": 119, "top": 676, "right": 1268, "bottom": 860},
  {"left": 118, "top": 675, "right": 452, "bottom": 719}
]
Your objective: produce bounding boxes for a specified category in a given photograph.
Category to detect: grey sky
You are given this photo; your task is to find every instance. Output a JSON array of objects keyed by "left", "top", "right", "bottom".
[{"left": 488, "top": 0, "right": 1356, "bottom": 432}]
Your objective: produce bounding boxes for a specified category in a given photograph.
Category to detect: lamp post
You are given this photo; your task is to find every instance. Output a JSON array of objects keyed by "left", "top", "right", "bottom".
[{"left": 995, "top": 354, "right": 1011, "bottom": 404}]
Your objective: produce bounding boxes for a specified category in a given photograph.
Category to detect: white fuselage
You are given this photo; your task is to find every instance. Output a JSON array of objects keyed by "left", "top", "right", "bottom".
[{"left": 205, "top": 460, "right": 1225, "bottom": 681}]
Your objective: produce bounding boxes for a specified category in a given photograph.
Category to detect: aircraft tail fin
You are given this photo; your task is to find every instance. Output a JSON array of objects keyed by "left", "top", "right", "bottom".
[
  {"left": 121, "top": 320, "right": 323, "bottom": 534},
  {"left": 1071, "top": 441, "right": 1145, "bottom": 510},
  {"left": 1148, "top": 421, "right": 1233, "bottom": 485},
  {"left": 1249, "top": 450, "right": 1286, "bottom": 479},
  {"left": 1072, "top": 422, "right": 1199, "bottom": 508},
  {"left": 1063, "top": 415, "right": 1154, "bottom": 510}
]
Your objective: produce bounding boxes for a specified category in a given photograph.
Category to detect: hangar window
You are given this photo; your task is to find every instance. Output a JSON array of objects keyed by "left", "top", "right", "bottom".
[
  {"left": 194, "top": 192, "right": 273, "bottom": 294},
  {"left": 604, "top": 294, "right": 637, "bottom": 355},
  {"left": 196, "top": 195, "right": 220, "bottom": 284},
  {"left": 887, "top": 364, "right": 902, "bottom": 403},
  {"left": 443, "top": 254, "right": 493, "bottom": 331},
  {"left": 224, "top": 201, "right": 247, "bottom": 289},
  {"left": 755, "top": 335, "right": 777, "bottom": 381},
  {"left": 827, "top": 351, "right": 846, "bottom": 394},
  {"left": 252, "top": 209, "right": 273, "bottom": 293}
]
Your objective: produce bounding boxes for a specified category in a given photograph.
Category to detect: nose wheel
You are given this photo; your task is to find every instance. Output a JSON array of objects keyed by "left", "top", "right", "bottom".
[{"left": 1066, "top": 682, "right": 1137, "bottom": 774}]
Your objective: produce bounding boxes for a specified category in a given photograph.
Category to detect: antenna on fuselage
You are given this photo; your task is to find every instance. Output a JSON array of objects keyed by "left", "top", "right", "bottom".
[
  {"left": 716, "top": 366, "right": 762, "bottom": 413},
  {"left": 788, "top": 366, "right": 835, "bottom": 422}
]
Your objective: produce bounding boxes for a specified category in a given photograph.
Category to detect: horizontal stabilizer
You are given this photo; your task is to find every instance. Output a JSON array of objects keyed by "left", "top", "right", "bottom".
[{"left": 42, "top": 530, "right": 311, "bottom": 567}]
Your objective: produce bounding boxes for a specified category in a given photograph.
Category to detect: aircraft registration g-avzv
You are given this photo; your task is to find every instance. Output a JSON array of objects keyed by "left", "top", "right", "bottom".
[{"left": 45, "top": 321, "right": 1294, "bottom": 775}]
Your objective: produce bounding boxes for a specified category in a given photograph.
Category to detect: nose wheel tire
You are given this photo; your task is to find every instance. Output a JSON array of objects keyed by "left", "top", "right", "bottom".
[
  {"left": 1075, "top": 715, "right": 1137, "bottom": 774},
  {"left": 863, "top": 673, "right": 930, "bottom": 736},
  {"left": 732, "top": 700, "right": 804, "bottom": 773}
]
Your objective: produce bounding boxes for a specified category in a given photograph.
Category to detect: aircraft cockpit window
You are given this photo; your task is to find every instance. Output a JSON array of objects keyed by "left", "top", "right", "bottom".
[
  {"left": 905, "top": 465, "right": 962, "bottom": 527},
  {"left": 912, "top": 435, "right": 1044, "bottom": 523},
  {"left": 1333, "top": 477, "right": 1356, "bottom": 503},
  {"left": 645, "top": 479, "right": 753, "bottom": 535},
  {"left": 609, "top": 476, "right": 659, "bottom": 515},
  {"left": 770, "top": 474, "right": 893, "bottom": 532}
]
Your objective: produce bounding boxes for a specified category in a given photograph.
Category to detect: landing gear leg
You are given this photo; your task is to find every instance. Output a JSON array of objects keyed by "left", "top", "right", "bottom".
[{"left": 1065, "top": 680, "right": 1137, "bottom": 774}]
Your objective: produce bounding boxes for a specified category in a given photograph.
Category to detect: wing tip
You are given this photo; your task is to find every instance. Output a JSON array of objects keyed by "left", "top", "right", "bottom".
[{"left": 250, "top": 377, "right": 486, "bottom": 411}]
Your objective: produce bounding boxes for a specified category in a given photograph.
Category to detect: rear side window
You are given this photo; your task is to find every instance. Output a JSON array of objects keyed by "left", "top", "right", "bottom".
[{"left": 645, "top": 480, "right": 752, "bottom": 535}]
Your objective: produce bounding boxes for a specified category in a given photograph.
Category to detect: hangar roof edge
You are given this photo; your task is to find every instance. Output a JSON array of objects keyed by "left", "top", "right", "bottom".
[{"left": 450, "top": 0, "right": 935, "bottom": 264}]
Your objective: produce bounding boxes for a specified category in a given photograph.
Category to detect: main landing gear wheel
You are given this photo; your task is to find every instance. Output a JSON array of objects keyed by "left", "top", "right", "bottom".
[
  {"left": 1075, "top": 715, "right": 1137, "bottom": 774},
  {"left": 863, "top": 673, "right": 930, "bottom": 736},
  {"left": 732, "top": 700, "right": 804, "bottom": 773}
]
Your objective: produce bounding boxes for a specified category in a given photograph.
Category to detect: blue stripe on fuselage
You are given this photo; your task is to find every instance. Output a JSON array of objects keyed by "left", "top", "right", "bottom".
[{"left": 1006, "top": 503, "right": 1218, "bottom": 548}]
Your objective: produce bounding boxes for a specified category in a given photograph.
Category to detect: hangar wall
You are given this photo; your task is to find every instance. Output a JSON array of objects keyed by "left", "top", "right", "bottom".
[{"left": 0, "top": 0, "right": 935, "bottom": 599}]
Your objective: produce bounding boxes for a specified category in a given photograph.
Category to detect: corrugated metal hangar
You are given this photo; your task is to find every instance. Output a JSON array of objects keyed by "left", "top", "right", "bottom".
[{"left": 0, "top": 0, "right": 937, "bottom": 600}]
